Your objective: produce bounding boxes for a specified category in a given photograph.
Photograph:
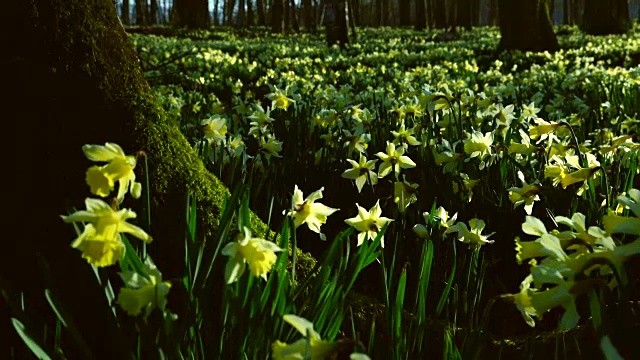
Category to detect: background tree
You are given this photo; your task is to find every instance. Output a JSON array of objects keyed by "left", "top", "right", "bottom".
[
  {"left": 238, "top": 0, "right": 246, "bottom": 26},
  {"left": 150, "top": 0, "right": 158, "bottom": 24},
  {"left": 458, "top": 0, "right": 472, "bottom": 29},
  {"left": 135, "top": 0, "right": 149, "bottom": 25},
  {"left": 247, "top": 0, "right": 255, "bottom": 26},
  {"left": 433, "top": 0, "right": 447, "bottom": 28},
  {"left": 272, "top": 0, "right": 285, "bottom": 32},
  {"left": 416, "top": 0, "right": 427, "bottom": 29},
  {"left": 257, "top": 0, "right": 267, "bottom": 25},
  {"left": 325, "top": 0, "right": 350, "bottom": 47},
  {"left": 498, "top": 0, "right": 559, "bottom": 52},
  {"left": 399, "top": 0, "right": 411, "bottom": 26},
  {"left": 582, "top": 0, "right": 631, "bottom": 34},
  {"left": 174, "top": 0, "right": 210, "bottom": 28},
  {"left": 122, "top": 0, "right": 131, "bottom": 24}
]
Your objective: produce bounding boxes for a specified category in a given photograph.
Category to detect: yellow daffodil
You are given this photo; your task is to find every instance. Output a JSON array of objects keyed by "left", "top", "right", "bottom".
[
  {"left": 261, "top": 135, "right": 283, "bottom": 159},
  {"left": 116, "top": 257, "right": 171, "bottom": 318},
  {"left": 508, "top": 171, "right": 542, "bottom": 215},
  {"left": 266, "top": 86, "right": 295, "bottom": 110},
  {"left": 342, "top": 129, "right": 371, "bottom": 157},
  {"left": 201, "top": 116, "right": 228, "bottom": 144},
  {"left": 449, "top": 218, "right": 495, "bottom": 247},
  {"left": 463, "top": 130, "right": 494, "bottom": 169},
  {"left": 62, "top": 198, "right": 152, "bottom": 267},
  {"left": 413, "top": 206, "right": 458, "bottom": 238},
  {"left": 375, "top": 141, "right": 416, "bottom": 179},
  {"left": 222, "top": 226, "right": 283, "bottom": 283},
  {"left": 272, "top": 315, "right": 341, "bottom": 360},
  {"left": 393, "top": 177, "right": 419, "bottom": 212},
  {"left": 344, "top": 201, "right": 393, "bottom": 248},
  {"left": 83, "top": 142, "right": 142, "bottom": 202},
  {"left": 391, "top": 121, "right": 421, "bottom": 146},
  {"left": 341, "top": 154, "right": 378, "bottom": 193},
  {"left": 521, "top": 102, "right": 541, "bottom": 121},
  {"left": 529, "top": 118, "right": 560, "bottom": 143},
  {"left": 286, "top": 185, "right": 339, "bottom": 238},
  {"left": 603, "top": 189, "right": 640, "bottom": 236}
]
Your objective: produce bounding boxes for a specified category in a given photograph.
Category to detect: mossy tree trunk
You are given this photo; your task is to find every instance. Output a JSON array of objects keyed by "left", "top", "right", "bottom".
[
  {"left": 498, "top": 0, "right": 559, "bottom": 52},
  {"left": 581, "top": 0, "right": 631, "bottom": 35},
  {"left": 1, "top": 0, "right": 272, "bottom": 357}
]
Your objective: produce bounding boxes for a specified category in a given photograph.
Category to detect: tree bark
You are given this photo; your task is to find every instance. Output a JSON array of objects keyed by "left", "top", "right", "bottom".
[
  {"left": 272, "top": 0, "right": 285, "bottom": 32},
  {"left": 416, "top": 0, "right": 427, "bottom": 29},
  {"left": 325, "top": 0, "right": 349, "bottom": 48},
  {"left": 122, "top": 0, "right": 131, "bottom": 24},
  {"left": 257, "top": 0, "right": 267, "bottom": 25},
  {"left": 582, "top": 0, "right": 631, "bottom": 34},
  {"left": 433, "top": 0, "right": 447, "bottom": 28},
  {"left": 135, "top": 0, "right": 149, "bottom": 25},
  {"left": 375, "top": 0, "right": 383, "bottom": 26},
  {"left": 1, "top": 0, "right": 272, "bottom": 357},
  {"left": 498, "top": 0, "right": 559, "bottom": 52},
  {"left": 238, "top": 0, "right": 246, "bottom": 26},
  {"left": 487, "top": 0, "right": 498, "bottom": 25},
  {"left": 150, "top": 0, "right": 158, "bottom": 24},
  {"left": 174, "top": 0, "right": 211, "bottom": 28},
  {"left": 458, "top": 0, "right": 472, "bottom": 29},
  {"left": 247, "top": 0, "right": 255, "bottom": 26},
  {"left": 399, "top": 0, "right": 411, "bottom": 26}
]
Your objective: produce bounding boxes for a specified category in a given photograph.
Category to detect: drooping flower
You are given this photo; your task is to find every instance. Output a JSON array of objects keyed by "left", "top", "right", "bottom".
[
  {"left": 116, "top": 256, "right": 171, "bottom": 318},
  {"left": 344, "top": 201, "right": 393, "bottom": 248},
  {"left": 222, "top": 226, "right": 283, "bottom": 283},
  {"left": 449, "top": 218, "right": 495, "bottom": 247},
  {"left": 286, "top": 186, "right": 339, "bottom": 238},
  {"left": 341, "top": 154, "right": 378, "bottom": 193},
  {"left": 463, "top": 130, "right": 494, "bottom": 169},
  {"left": 83, "top": 142, "right": 142, "bottom": 202},
  {"left": 508, "top": 171, "right": 542, "bottom": 215},
  {"left": 61, "top": 198, "right": 152, "bottom": 267},
  {"left": 272, "top": 315, "right": 341, "bottom": 360},
  {"left": 413, "top": 206, "right": 458, "bottom": 239},
  {"left": 393, "top": 177, "right": 419, "bottom": 212}
]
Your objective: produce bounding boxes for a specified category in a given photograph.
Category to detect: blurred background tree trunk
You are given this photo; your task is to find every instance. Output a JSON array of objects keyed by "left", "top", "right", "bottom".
[
  {"left": 122, "top": 0, "right": 131, "bottom": 24},
  {"left": 175, "top": 0, "right": 211, "bottom": 28},
  {"left": 136, "top": 0, "right": 149, "bottom": 25},
  {"left": 272, "top": 0, "right": 285, "bottom": 32},
  {"left": 399, "top": 0, "right": 411, "bottom": 26},
  {"left": 498, "top": 0, "right": 558, "bottom": 52},
  {"left": 582, "top": 0, "right": 631, "bottom": 34},
  {"left": 416, "top": 0, "right": 427, "bottom": 30}
]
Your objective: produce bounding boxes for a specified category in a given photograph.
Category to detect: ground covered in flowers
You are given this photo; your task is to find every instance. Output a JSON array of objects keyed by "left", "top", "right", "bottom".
[{"left": 121, "top": 25, "right": 640, "bottom": 358}]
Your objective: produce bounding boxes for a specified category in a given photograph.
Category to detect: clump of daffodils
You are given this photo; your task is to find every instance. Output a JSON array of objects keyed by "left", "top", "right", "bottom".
[
  {"left": 83, "top": 142, "right": 142, "bottom": 203},
  {"left": 222, "top": 226, "right": 283, "bottom": 284}
]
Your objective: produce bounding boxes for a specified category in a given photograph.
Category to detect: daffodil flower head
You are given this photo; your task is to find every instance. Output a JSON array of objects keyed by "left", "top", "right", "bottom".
[
  {"left": 341, "top": 154, "right": 378, "bottom": 193},
  {"left": 266, "top": 86, "right": 295, "bottom": 111},
  {"left": 272, "top": 314, "right": 340, "bottom": 360},
  {"left": 375, "top": 141, "right": 416, "bottom": 179},
  {"left": 116, "top": 257, "right": 171, "bottom": 318},
  {"left": 394, "top": 177, "right": 419, "bottom": 212},
  {"left": 201, "top": 116, "right": 228, "bottom": 144},
  {"left": 463, "top": 130, "right": 494, "bottom": 168},
  {"left": 449, "top": 218, "right": 495, "bottom": 247},
  {"left": 61, "top": 198, "right": 152, "bottom": 267},
  {"left": 222, "top": 226, "right": 283, "bottom": 284},
  {"left": 82, "top": 142, "right": 142, "bottom": 202},
  {"left": 508, "top": 171, "right": 542, "bottom": 215},
  {"left": 344, "top": 201, "right": 393, "bottom": 248},
  {"left": 286, "top": 186, "right": 339, "bottom": 239}
]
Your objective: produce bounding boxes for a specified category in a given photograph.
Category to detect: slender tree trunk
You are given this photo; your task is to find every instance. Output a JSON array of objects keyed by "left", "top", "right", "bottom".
[
  {"left": 247, "top": 0, "right": 254, "bottom": 26},
  {"left": 433, "top": 0, "right": 447, "bottom": 28},
  {"left": 122, "top": 0, "right": 131, "bottom": 24},
  {"left": 458, "top": 0, "right": 472, "bottom": 29},
  {"left": 214, "top": 0, "right": 221, "bottom": 25},
  {"left": 289, "top": 0, "right": 300, "bottom": 31},
  {"left": 563, "top": 0, "right": 570, "bottom": 24},
  {"left": 487, "top": 0, "right": 497, "bottom": 25},
  {"left": 272, "top": 0, "right": 285, "bottom": 32},
  {"left": 498, "top": 0, "right": 558, "bottom": 52},
  {"left": 284, "top": 0, "right": 290, "bottom": 29},
  {"left": 382, "top": 0, "right": 390, "bottom": 25},
  {"left": 150, "top": 0, "right": 158, "bottom": 24},
  {"left": 582, "top": 0, "right": 631, "bottom": 34},
  {"left": 175, "top": 0, "right": 210, "bottom": 28},
  {"left": 303, "top": 0, "right": 314, "bottom": 28},
  {"left": 399, "top": 0, "right": 411, "bottom": 26},
  {"left": 325, "top": 0, "right": 349, "bottom": 48},
  {"left": 375, "top": 0, "right": 383, "bottom": 26},
  {"left": 257, "top": 0, "right": 267, "bottom": 25},
  {"left": 416, "top": 0, "right": 427, "bottom": 29},
  {"left": 135, "top": 0, "right": 149, "bottom": 25},
  {"left": 471, "top": 0, "right": 480, "bottom": 26},
  {"left": 238, "top": 0, "right": 246, "bottom": 26},
  {"left": 227, "top": 0, "right": 237, "bottom": 25}
]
